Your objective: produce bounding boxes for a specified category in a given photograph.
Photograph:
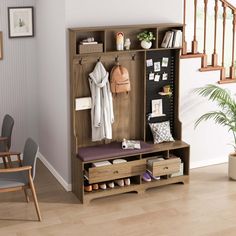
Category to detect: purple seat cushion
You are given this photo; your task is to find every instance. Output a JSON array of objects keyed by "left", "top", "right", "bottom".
[{"left": 77, "top": 141, "right": 154, "bottom": 162}]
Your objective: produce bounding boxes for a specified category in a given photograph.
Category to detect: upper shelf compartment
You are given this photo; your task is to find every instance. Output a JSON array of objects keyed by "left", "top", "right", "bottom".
[
  {"left": 74, "top": 30, "right": 105, "bottom": 55},
  {"left": 69, "top": 23, "right": 183, "bottom": 56},
  {"left": 105, "top": 27, "right": 157, "bottom": 52}
]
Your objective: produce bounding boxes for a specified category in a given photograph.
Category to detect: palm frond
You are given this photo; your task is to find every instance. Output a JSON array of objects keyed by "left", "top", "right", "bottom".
[
  {"left": 195, "top": 84, "right": 236, "bottom": 149},
  {"left": 194, "top": 111, "right": 230, "bottom": 129},
  {"left": 194, "top": 84, "right": 236, "bottom": 112}
]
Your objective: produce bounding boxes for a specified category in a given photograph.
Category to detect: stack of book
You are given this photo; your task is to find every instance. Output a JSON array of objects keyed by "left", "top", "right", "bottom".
[{"left": 161, "top": 30, "right": 182, "bottom": 48}]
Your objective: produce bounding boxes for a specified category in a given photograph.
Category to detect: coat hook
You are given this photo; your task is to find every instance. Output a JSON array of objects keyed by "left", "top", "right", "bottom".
[
  {"left": 132, "top": 54, "right": 136, "bottom": 61},
  {"left": 115, "top": 55, "right": 120, "bottom": 64},
  {"left": 97, "top": 56, "right": 101, "bottom": 62},
  {"left": 79, "top": 58, "right": 83, "bottom": 65}
]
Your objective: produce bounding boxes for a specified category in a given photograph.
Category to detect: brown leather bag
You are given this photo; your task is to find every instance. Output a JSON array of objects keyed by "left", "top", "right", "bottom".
[{"left": 110, "top": 65, "right": 131, "bottom": 94}]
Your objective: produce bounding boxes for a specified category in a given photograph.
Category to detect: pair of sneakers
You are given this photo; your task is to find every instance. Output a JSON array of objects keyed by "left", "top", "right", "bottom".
[
  {"left": 142, "top": 170, "right": 160, "bottom": 182},
  {"left": 99, "top": 181, "right": 115, "bottom": 190},
  {"left": 115, "top": 178, "right": 130, "bottom": 187}
]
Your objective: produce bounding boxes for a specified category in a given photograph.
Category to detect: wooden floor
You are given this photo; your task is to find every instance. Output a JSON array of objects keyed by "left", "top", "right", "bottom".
[{"left": 1, "top": 160, "right": 236, "bottom": 236}]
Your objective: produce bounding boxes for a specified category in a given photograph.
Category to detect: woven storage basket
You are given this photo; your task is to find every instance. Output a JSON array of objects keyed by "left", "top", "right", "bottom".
[{"left": 79, "top": 43, "right": 103, "bottom": 54}]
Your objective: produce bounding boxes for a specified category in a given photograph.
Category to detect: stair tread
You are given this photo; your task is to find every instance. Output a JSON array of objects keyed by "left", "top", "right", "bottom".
[
  {"left": 180, "top": 53, "right": 204, "bottom": 59},
  {"left": 218, "top": 78, "right": 236, "bottom": 84},
  {"left": 199, "top": 66, "right": 223, "bottom": 72}
]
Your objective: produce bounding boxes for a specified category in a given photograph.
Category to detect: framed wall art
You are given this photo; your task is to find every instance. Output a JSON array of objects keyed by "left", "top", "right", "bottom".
[
  {"left": 8, "top": 7, "right": 34, "bottom": 38},
  {"left": 152, "top": 99, "right": 164, "bottom": 117},
  {"left": 0, "top": 32, "right": 3, "bottom": 60}
]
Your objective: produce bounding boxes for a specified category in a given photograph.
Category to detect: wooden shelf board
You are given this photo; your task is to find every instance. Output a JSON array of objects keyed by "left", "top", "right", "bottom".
[
  {"left": 218, "top": 78, "right": 236, "bottom": 84},
  {"left": 142, "top": 175, "right": 189, "bottom": 189},
  {"left": 84, "top": 183, "right": 139, "bottom": 201},
  {"left": 69, "top": 23, "right": 184, "bottom": 32},
  {"left": 199, "top": 65, "right": 223, "bottom": 72},
  {"left": 180, "top": 53, "right": 204, "bottom": 59},
  {"left": 75, "top": 47, "right": 182, "bottom": 57}
]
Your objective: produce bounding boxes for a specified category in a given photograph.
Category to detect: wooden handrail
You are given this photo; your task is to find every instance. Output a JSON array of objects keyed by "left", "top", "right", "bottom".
[{"left": 221, "top": 0, "right": 236, "bottom": 11}]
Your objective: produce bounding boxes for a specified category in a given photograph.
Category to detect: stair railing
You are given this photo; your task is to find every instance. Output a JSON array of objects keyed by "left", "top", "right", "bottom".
[{"left": 182, "top": 0, "right": 236, "bottom": 84}]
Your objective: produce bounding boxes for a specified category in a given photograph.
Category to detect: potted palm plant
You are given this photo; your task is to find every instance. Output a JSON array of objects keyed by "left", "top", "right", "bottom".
[{"left": 194, "top": 84, "right": 236, "bottom": 179}]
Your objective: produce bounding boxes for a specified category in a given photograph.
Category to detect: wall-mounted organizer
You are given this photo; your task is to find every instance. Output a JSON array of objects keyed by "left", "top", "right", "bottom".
[{"left": 69, "top": 23, "right": 190, "bottom": 204}]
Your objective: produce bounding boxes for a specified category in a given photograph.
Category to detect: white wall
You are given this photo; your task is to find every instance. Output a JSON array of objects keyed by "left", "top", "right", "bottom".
[
  {"left": 36, "top": 0, "right": 71, "bottom": 185},
  {"left": 0, "top": 0, "right": 38, "bottom": 151},
  {"left": 65, "top": 0, "right": 182, "bottom": 27},
  {"left": 180, "top": 58, "right": 236, "bottom": 168}
]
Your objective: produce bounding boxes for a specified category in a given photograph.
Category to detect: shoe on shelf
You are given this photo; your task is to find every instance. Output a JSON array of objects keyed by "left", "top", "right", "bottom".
[
  {"left": 84, "top": 178, "right": 92, "bottom": 192},
  {"left": 124, "top": 178, "right": 131, "bottom": 185},
  {"left": 99, "top": 183, "right": 107, "bottom": 190},
  {"left": 142, "top": 172, "right": 152, "bottom": 182},
  {"left": 84, "top": 185, "right": 92, "bottom": 192},
  {"left": 107, "top": 181, "right": 115, "bottom": 188},
  {"left": 115, "top": 179, "right": 124, "bottom": 187},
  {"left": 147, "top": 170, "right": 160, "bottom": 180},
  {"left": 92, "top": 183, "right": 99, "bottom": 190}
]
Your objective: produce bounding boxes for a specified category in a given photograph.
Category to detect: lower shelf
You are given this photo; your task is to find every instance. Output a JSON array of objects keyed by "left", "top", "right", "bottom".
[
  {"left": 83, "top": 175, "right": 189, "bottom": 203},
  {"left": 141, "top": 175, "right": 189, "bottom": 189}
]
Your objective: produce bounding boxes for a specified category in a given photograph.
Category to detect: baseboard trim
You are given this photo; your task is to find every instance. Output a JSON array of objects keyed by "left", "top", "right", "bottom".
[
  {"left": 190, "top": 157, "right": 228, "bottom": 169},
  {"left": 38, "top": 152, "right": 72, "bottom": 192}
]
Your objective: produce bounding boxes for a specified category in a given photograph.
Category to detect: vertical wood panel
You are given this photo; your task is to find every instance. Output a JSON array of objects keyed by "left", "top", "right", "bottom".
[{"left": 0, "top": 0, "right": 37, "bottom": 150}]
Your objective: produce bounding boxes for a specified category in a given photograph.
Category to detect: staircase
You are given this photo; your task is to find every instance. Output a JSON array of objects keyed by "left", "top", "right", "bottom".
[{"left": 181, "top": 0, "right": 236, "bottom": 84}]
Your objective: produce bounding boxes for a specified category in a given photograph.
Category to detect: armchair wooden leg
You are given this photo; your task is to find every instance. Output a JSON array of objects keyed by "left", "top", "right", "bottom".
[
  {"left": 28, "top": 176, "right": 42, "bottom": 221},
  {"left": 7, "top": 155, "right": 13, "bottom": 168},
  {"left": 24, "top": 189, "right": 30, "bottom": 203},
  {"left": 2, "top": 157, "right": 8, "bottom": 168}
]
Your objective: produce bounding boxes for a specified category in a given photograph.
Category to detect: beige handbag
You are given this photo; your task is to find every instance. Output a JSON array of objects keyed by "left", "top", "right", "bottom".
[{"left": 110, "top": 65, "right": 130, "bottom": 94}]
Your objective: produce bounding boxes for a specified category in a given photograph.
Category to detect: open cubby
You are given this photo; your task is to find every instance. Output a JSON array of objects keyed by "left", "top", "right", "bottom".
[{"left": 69, "top": 23, "right": 189, "bottom": 204}]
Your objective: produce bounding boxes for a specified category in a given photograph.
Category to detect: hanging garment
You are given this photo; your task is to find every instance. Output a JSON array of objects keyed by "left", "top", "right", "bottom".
[{"left": 88, "top": 61, "right": 114, "bottom": 141}]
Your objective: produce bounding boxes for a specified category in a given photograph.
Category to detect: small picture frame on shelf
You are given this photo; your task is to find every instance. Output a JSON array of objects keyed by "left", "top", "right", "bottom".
[
  {"left": 152, "top": 99, "right": 164, "bottom": 117},
  {"left": 154, "top": 62, "right": 161, "bottom": 72},
  {"left": 162, "top": 57, "right": 169, "bottom": 67},
  {"left": 8, "top": 7, "right": 34, "bottom": 38}
]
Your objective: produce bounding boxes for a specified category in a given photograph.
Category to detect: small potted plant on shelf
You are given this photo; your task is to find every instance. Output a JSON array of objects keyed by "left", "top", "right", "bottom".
[
  {"left": 194, "top": 84, "right": 236, "bottom": 179},
  {"left": 137, "top": 31, "right": 155, "bottom": 49}
]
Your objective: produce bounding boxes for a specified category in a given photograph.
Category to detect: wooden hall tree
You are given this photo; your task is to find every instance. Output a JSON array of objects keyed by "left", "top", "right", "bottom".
[{"left": 69, "top": 23, "right": 190, "bottom": 203}]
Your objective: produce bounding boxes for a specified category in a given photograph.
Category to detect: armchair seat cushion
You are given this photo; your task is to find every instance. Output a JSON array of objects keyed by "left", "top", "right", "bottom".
[{"left": 0, "top": 172, "right": 28, "bottom": 189}]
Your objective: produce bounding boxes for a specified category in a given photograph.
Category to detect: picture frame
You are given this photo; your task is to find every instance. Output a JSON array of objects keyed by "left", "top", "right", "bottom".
[
  {"left": 8, "top": 7, "right": 34, "bottom": 38},
  {"left": 152, "top": 99, "right": 164, "bottom": 117},
  {"left": 154, "top": 62, "right": 161, "bottom": 72},
  {"left": 162, "top": 57, "right": 169, "bottom": 67},
  {"left": 163, "top": 72, "right": 168, "bottom": 80},
  {"left": 0, "top": 32, "right": 3, "bottom": 60}
]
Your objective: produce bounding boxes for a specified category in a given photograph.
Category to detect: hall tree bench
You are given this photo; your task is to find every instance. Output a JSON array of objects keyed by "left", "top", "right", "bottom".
[{"left": 69, "top": 23, "right": 190, "bottom": 203}]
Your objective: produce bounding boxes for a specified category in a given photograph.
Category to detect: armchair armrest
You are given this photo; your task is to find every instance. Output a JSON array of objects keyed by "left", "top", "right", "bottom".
[
  {"left": 0, "top": 137, "right": 7, "bottom": 142},
  {"left": 0, "top": 166, "right": 31, "bottom": 173},
  {"left": 0, "top": 151, "right": 21, "bottom": 157}
]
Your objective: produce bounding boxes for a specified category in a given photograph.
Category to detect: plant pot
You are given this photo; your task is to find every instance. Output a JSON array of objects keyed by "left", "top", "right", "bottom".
[
  {"left": 141, "top": 40, "right": 152, "bottom": 49},
  {"left": 228, "top": 152, "right": 236, "bottom": 180},
  {"left": 163, "top": 86, "right": 171, "bottom": 94}
]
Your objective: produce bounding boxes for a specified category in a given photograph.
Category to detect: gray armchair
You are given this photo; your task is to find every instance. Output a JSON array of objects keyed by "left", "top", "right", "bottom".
[
  {"left": 0, "top": 114, "right": 14, "bottom": 167},
  {"left": 0, "top": 138, "right": 42, "bottom": 221}
]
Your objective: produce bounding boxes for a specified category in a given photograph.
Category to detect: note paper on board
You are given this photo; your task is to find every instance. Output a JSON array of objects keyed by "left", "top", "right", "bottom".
[{"left": 75, "top": 97, "right": 92, "bottom": 111}]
